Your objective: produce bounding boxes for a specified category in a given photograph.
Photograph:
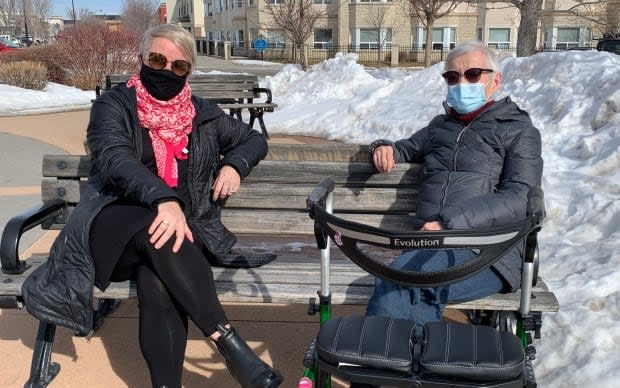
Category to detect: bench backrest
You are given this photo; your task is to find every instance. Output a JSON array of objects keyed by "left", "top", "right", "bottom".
[
  {"left": 104, "top": 73, "right": 262, "bottom": 101},
  {"left": 40, "top": 144, "right": 422, "bottom": 235}
]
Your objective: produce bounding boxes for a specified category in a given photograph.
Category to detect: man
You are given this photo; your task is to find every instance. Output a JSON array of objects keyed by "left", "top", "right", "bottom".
[{"left": 365, "top": 40, "right": 543, "bottom": 325}]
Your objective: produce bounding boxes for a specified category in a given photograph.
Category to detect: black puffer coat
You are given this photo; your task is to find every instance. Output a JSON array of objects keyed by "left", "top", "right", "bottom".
[
  {"left": 370, "top": 97, "right": 543, "bottom": 291},
  {"left": 22, "top": 84, "right": 267, "bottom": 336}
]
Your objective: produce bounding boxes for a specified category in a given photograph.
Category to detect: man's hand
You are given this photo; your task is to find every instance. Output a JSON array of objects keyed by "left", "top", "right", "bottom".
[
  {"left": 212, "top": 165, "right": 241, "bottom": 201},
  {"left": 421, "top": 221, "right": 442, "bottom": 231},
  {"left": 372, "top": 145, "right": 396, "bottom": 173},
  {"left": 149, "top": 200, "right": 194, "bottom": 253}
]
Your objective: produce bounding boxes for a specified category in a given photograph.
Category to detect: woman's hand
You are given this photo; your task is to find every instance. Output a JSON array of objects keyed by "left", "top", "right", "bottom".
[
  {"left": 212, "top": 165, "right": 241, "bottom": 201},
  {"left": 148, "top": 200, "right": 194, "bottom": 253},
  {"left": 372, "top": 145, "right": 396, "bottom": 173}
]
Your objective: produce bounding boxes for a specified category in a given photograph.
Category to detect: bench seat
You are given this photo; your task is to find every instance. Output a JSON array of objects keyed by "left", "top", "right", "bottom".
[{"left": 0, "top": 251, "right": 559, "bottom": 311}]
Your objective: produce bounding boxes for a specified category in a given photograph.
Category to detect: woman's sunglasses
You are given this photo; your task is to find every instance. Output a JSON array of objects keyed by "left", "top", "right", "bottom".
[
  {"left": 146, "top": 52, "right": 192, "bottom": 77},
  {"left": 442, "top": 68, "right": 494, "bottom": 85}
]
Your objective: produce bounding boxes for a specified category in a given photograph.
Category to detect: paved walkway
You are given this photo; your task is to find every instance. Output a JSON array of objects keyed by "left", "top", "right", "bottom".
[
  {"left": 195, "top": 54, "right": 286, "bottom": 76},
  {"left": 0, "top": 56, "right": 355, "bottom": 387}
]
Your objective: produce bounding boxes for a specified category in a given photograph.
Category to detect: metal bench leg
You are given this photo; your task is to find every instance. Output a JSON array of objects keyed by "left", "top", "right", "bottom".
[
  {"left": 25, "top": 321, "right": 60, "bottom": 388},
  {"left": 249, "top": 110, "right": 269, "bottom": 138}
]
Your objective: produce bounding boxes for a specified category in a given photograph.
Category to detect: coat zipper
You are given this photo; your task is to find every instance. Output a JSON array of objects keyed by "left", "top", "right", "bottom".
[{"left": 439, "top": 123, "right": 470, "bottom": 210}]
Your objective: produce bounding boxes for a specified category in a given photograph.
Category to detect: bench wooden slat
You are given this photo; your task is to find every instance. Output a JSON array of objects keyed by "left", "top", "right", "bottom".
[
  {"left": 221, "top": 210, "right": 416, "bottom": 235},
  {"left": 106, "top": 73, "right": 260, "bottom": 85},
  {"left": 42, "top": 156, "right": 422, "bottom": 185},
  {"left": 2, "top": 257, "right": 559, "bottom": 312},
  {"left": 41, "top": 180, "right": 419, "bottom": 212}
]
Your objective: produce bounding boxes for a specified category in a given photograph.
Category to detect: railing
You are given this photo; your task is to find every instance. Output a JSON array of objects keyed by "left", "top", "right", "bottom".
[{"left": 203, "top": 42, "right": 591, "bottom": 67}]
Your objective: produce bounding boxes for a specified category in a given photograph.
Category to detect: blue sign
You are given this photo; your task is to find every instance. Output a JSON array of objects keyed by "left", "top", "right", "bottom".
[{"left": 254, "top": 38, "right": 268, "bottom": 52}]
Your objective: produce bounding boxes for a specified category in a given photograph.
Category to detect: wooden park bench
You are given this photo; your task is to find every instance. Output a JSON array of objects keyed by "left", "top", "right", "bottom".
[
  {"left": 96, "top": 73, "right": 277, "bottom": 137},
  {"left": 0, "top": 143, "right": 559, "bottom": 386}
]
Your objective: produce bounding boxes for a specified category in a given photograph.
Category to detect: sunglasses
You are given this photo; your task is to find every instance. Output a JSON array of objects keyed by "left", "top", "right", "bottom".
[
  {"left": 146, "top": 52, "right": 192, "bottom": 77},
  {"left": 442, "top": 68, "right": 494, "bottom": 85}
]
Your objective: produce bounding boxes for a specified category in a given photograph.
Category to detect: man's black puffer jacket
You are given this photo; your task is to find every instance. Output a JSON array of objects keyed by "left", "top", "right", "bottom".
[
  {"left": 21, "top": 84, "right": 267, "bottom": 336},
  {"left": 370, "top": 97, "right": 543, "bottom": 291}
]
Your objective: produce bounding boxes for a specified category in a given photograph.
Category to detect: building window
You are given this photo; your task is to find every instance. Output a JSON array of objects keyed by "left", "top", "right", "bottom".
[
  {"left": 416, "top": 27, "right": 455, "bottom": 49},
  {"left": 488, "top": 28, "right": 510, "bottom": 49},
  {"left": 266, "top": 0, "right": 284, "bottom": 4},
  {"left": 354, "top": 0, "right": 393, "bottom": 2},
  {"left": 214, "top": 0, "right": 222, "bottom": 13},
  {"left": 234, "top": 30, "right": 245, "bottom": 47},
  {"left": 267, "top": 30, "right": 286, "bottom": 48},
  {"left": 237, "top": 0, "right": 243, "bottom": 7},
  {"left": 351, "top": 28, "right": 392, "bottom": 49},
  {"left": 556, "top": 27, "right": 579, "bottom": 49},
  {"left": 314, "top": 0, "right": 332, "bottom": 3},
  {"left": 314, "top": 29, "right": 333, "bottom": 48},
  {"left": 248, "top": 0, "right": 254, "bottom": 5},
  {"left": 545, "top": 27, "right": 591, "bottom": 49}
]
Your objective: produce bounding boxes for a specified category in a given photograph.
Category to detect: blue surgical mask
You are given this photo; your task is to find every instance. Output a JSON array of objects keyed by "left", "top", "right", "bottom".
[{"left": 446, "top": 83, "right": 487, "bottom": 114}]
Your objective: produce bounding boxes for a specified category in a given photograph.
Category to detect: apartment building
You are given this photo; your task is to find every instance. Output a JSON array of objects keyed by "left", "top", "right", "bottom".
[
  {"left": 169, "top": 0, "right": 617, "bottom": 60},
  {"left": 167, "top": 0, "right": 206, "bottom": 37}
]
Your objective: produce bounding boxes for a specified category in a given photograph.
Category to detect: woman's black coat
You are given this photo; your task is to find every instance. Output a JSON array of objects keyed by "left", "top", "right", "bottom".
[
  {"left": 21, "top": 84, "right": 268, "bottom": 336},
  {"left": 370, "top": 97, "right": 543, "bottom": 291}
]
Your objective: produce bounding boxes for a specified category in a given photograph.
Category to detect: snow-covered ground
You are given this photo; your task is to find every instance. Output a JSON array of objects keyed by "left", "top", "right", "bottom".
[{"left": 1, "top": 50, "right": 619, "bottom": 387}]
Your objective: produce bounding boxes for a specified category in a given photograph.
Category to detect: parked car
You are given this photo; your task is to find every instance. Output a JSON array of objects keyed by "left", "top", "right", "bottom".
[
  {"left": 20, "top": 36, "right": 33, "bottom": 46},
  {"left": 596, "top": 34, "right": 620, "bottom": 55},
  {"left": 0, "top": 36, "right": 20, "bottom": 48},
  {"left": 0, "top": 41, "right": 18, "bottom": 52}
]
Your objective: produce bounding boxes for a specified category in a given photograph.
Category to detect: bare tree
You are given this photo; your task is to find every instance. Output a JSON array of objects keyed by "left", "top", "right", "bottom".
[
  {"left": 121, "top": 0, "right": 159, "bottom": 38},
  {"left": 480, "top": 0, "right": 611, "bottom": 56},
  {"left": 608, "top": 0, "right": 620, "bottom": 33},
  {"left": 28, "top": 0, "right": 51, "bottom": 41},
  {"left": 405, "top": 0, "right": 462, "bottom": 67},
  {"left": 366, "top": 4, "right": 402, "bottom": 63},
  {"left": 562, "top": 1, "right": 616, "bottom": 37},
  {"left": 263, "top": 0, "right": 325, "bottom": 70},
  {"left": 0, "top": 0, "right": 18, "bottom": 37}
]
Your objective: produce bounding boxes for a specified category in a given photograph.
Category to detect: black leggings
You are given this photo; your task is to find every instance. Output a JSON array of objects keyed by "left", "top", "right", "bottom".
[{"left": 109, "top": 226, "right": 228, "bottom": 388}]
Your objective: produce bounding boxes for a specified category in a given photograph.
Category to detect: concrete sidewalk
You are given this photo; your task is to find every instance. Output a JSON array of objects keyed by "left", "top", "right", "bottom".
[
  {"left": 0, "top": 108, "right": 359, "bottom": 387},
  {"left": 195, "top": 54, "right": 286, "bottom": 77}
]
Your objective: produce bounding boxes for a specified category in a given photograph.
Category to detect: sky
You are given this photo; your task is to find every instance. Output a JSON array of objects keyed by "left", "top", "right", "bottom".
[
  {"left": 50, "top": 0, "right": 124, "bottom": 18},
  {"left": 0, "top": 50, "right": 619, "bottom": 387}
]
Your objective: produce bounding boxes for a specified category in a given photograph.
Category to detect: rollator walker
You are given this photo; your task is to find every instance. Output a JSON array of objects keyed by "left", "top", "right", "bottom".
[{"left": 299, "top": 177, "right": 550, "bottom": 388}]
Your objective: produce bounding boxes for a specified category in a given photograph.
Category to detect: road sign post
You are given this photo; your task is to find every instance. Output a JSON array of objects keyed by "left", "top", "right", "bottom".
[{"left": 254, "top": 38, "right": 268, "bottom": 61}]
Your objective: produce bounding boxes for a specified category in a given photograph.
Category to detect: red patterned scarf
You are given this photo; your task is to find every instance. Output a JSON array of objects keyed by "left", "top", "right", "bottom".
[{"left": 127, "top": 74, "right": 196, "bottom": 187}]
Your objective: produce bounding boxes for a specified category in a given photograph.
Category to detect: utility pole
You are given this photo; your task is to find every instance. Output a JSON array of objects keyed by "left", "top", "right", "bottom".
[
  {"left": 71, "top": 0, "right": 76, "bottom": 24},
  {"left": 22, "top": 0, "right": 30, "bottom": 46}
]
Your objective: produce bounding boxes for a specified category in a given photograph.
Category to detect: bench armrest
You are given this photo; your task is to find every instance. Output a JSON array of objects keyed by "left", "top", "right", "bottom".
[
  {"left": 1, "top": 200, "right": 65, "bottom": 274},
  {"left": 253, "top": 87, "right": 273, "bottom": 104}
]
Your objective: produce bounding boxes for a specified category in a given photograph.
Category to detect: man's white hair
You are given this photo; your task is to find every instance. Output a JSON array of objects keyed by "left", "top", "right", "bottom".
[{"left": 445, "top": 40, "right": 500, "bottom": 71}]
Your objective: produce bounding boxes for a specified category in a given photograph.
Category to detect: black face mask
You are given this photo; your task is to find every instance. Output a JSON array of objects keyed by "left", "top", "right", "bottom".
[{"left": 139, "top": 64, "right": 188, "bottom": 101}]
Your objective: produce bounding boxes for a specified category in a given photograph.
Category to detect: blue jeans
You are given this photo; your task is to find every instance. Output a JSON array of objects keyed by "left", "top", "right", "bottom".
[{"left": 365, "top": 249, "right": 506, "bottom": 324}]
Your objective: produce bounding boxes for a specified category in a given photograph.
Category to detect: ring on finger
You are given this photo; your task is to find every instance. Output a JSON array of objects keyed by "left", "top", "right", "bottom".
[{"left": 162, "top": 219, "right": 170, "bottom": 226}]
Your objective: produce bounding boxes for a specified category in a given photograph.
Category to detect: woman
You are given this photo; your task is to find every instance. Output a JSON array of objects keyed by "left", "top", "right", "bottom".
[{"left": 22, "top": 24, "right": 283, "bottom": 388}]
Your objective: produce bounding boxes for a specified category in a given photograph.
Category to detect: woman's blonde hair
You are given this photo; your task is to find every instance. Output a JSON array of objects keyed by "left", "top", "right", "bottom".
[{"left": 141, "top": 24, "right": 197, "bottom": 67}]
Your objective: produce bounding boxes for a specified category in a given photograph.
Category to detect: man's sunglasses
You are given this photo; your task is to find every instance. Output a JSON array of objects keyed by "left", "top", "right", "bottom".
[
  {"left": 146, "top": 52, "right": 192, "bottom": 77},
  {"left": 441, "top": 68, "right": 494, "bottom": 85}
]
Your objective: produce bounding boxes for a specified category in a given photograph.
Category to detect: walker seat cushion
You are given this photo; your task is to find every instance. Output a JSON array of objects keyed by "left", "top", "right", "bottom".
[
  {"left": 315, "top": 316, "right": 525, "bottom": 380},
  {"left": 421, "top": 321, "right": 525, "bottom": 380},
  {"left": 316, "top": 315, "right": 417, "bottom": 373}
]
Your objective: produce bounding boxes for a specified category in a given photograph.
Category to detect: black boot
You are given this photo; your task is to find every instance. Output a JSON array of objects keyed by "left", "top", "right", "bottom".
[{"left": 215, "top": 324, "right": 283, "bottom": 388}]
